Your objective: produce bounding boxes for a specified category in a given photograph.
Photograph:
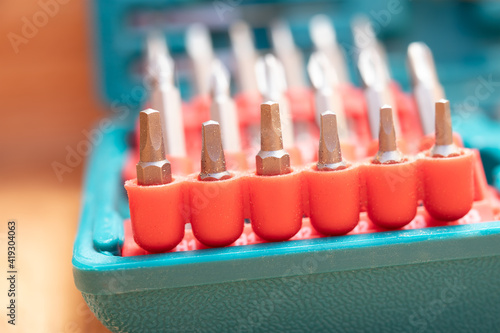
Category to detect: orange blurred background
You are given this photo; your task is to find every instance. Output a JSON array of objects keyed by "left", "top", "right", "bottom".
[{"left": 1, "top": 1, "right": 110, "bottom": 332}]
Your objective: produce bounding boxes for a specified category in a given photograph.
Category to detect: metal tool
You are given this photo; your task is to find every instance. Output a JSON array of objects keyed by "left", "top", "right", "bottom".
[
  {"left": 145, "top": 33, "right": 186, "bottom": 157},
  {"left": 256, "top": 54, "right": 295, "bottom": 148},
  {"left": 209, "top": 59, "right": 242, "bottom": 153},
  {"left": 136, "top": 109, "right": 172, "bottom": 185},
  {"left": 186, "top": 23, "right": 214, "bottom": 96},
  {"left": 309, "top": 14, "right": 349, "bottom": 84},
  {"left": 308, "top": 51, "right": 348, "bottom": 139},
  {"left": 373, "top": 105, "right": 403, "bottom": 164},
  {"left": 358, "top": 47, "right": 400, "bottom": 139},
  {"left": 317, "top": 111, "right": 347, "bottom": 171},
  {"left": 431, "top": 100, "right": 459, "bottom": 158},
  {"left": 408, "top": 42, "right": 446, "bottom": 135},
  {"left": 200, "top": 120, "right": 232, "bottom": 181},
  {"left": 256, "top": 102, "right": 291, "bottom": 176},
  {"left": 270, "top": 20, "right": 307, "bottom": 88},
  {"left": 229, "top": 20, "right": 260, "bottom": 94}
]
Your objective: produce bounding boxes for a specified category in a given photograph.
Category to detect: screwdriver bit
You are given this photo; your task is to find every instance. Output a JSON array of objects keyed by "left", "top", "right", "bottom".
[
  {"left": 270, "top": 20, "right": 307, "bottom": 88},
  {"left": 373, "top": 105, "right": 403, "bottom": 164},
  {"left": 229, "top": 20, "right": 259, "bottom": 94},
  {"left": 136, "top": 109, "right": 172, "bottom": 185},
  {"left": 317, "top": 111, "right": 347, "bottom": 171},
  {"left": 309, "top": 14, "right": 349, "bottom": 84},
  {"left": 145, "top": 33, "right": 186, "bottom": 158},
  {"left": 255, "top": 54, "right": 295, "bottom": 148},
  {"left": 351, "top": 15, "right": 390, "bottom": 79},
  {"left": 186, "top": 23, "right": 214, "bottom": 96},
  {"left": 200, "top": 121, "right": 232, "bottom": 181},
  {"left": 209, "top": 59, "right": 242, "bottom": 153},
  {"left": 307, "top": 51, "right": 348, "bottom": 139},
  {"left": 431, "top": 99, "right": 459, "bottom": 158},
  {"left": 408, "top": 42, "right": 446, "bottom": 135},
  {"left": 256, "top": 102, "right": 291, "bottom": 176},
  {"left": 358, "top": 47, "right": 399, "bottom": 139},
  {"left": 145, "top": 32, "right": 174, "bottom": 88}
]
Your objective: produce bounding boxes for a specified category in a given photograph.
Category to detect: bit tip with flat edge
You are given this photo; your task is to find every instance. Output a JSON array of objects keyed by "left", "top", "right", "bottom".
[
  {"left": 407, "top": 42, "right": 441, "bottom": 89},
  {"left": 199, "top": 120, "right": 232, "bottom": 181},
  {"left": 256, "top": 102, "right": 291, "bottom": 176},
  {"left": 145, "top": 32, "right": 174, "bottom": 88},
  {"left": 209, "top": 58, "right": 230, "bottom": 99},
  {"left": 136, "top": 109, "right": 172, "bottom": 185},
  {"left": 431, "top": 99, "right": 460, "bottom": 158},
  {"left": 317, "top": 111, "right": 346, "bottom": 171},
  {"left": 373, "top": 105, "right": 403, "bottom": 164},
  {"left": 255, "top": 54, "right": 287, "bottom": 101}
]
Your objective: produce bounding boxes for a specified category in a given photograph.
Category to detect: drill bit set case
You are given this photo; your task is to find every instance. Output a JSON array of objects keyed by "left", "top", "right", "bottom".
[{"left": 73, "top": 1, "right": 500, "bottom": 332}]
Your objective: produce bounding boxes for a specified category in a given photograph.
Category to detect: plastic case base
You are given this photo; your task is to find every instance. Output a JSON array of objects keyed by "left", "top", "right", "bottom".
[
  {"left": 81, "top": 255, "right": 500, "bottom": 332},
  {"left": 73, "top": 123, "right": 500, "bottom": 333}
]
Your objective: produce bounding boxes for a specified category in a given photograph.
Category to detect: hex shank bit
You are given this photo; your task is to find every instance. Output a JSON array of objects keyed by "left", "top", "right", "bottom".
[
  {"left": 256, "top": 102, "right": 291, "bottom": 176},
  {"left": 136, "top": 109, "right": 172, "bottom": 185}
]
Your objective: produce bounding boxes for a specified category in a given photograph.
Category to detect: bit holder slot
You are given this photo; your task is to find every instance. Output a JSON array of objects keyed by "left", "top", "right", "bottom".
[
  {"left": 125, "top": 177, "right": 186, "bottom": 253},
  {"left": 188, "top": 173, "right": 245, "bottom": 248},
  {"left": 124, "top": 147, "right": 479, "bottom": 254}
]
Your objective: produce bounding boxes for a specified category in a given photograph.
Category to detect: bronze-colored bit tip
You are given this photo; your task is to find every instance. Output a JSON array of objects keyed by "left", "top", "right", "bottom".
[
  {"left": 136, "top": 109, "right": 172, "bottom": 185},
  {"left": 431, "top": 99, "right": 460, "bottom": 158},
  {"left": 317, "top": 111, "right": 346, "bottom": 171},
  {"left": 199, "top": 120, "right": 232, "bottom": 181},
  {"left": 256, "top": 102, "right": 291, "bottom": 176},
  {"left": 373, "top": 105, "right": 403, "bottom": 164}
]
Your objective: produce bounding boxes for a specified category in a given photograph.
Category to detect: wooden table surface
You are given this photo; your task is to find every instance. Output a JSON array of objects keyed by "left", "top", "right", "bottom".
[{"left": 0, "top": 1, "right": 111, "bottom": 332}]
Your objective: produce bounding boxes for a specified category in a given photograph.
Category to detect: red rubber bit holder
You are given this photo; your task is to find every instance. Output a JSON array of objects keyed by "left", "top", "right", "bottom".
[
  {"left": 248, "top": 170, "right": 303, "bottom": 241},
  {"left": 471, "top": 149, "right": 489, "bottom": 202},
  {"left": 188, "top": 174, "right": 245, "bottom": 247},
  {"left": 225, "top": 151, "right": 249, "bottom": 171},
  {"left": 363, "top": 160, "right": 419, "bottom": 229},
  {"left": 124, "top": 178, "right": 186, "bottom": 253},
  {"left": 304, "top": 164, "right": 361, "bottom": 235},
  {"left": 420, "top": 150, "right": 474, "bottom": 221}
]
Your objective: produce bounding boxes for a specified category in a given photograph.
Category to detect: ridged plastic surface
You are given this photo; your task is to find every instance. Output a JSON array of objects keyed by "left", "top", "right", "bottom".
[{"left": 83, "top": 256, "right": 500, "bottom": 333}]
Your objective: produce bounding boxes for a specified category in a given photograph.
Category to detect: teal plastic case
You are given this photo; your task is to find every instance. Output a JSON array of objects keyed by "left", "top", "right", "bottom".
[
  {"left": 73, "top": 123, "right": 500, "bottom": 332},
  {"left": 74, "top": 0, "right": 500, "bottom": 331}
]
